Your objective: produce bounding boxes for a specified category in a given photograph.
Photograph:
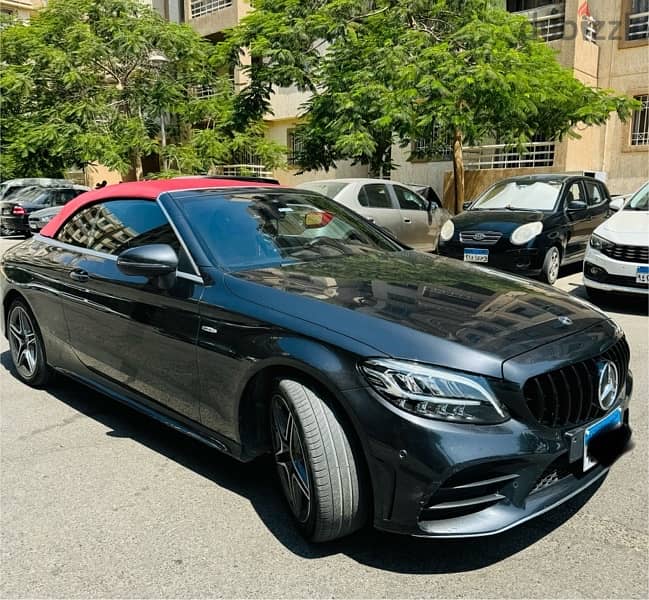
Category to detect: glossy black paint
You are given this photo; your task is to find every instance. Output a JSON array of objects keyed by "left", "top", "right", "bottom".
[
  {"left": 439, "top": 175, "right": 612, "bottom": 277},
  {"left": 0, "top": 186, "right": 632, "bottom": 538}
]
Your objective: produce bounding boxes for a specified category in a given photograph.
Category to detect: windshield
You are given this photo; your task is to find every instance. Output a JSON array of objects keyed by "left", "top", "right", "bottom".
[
  {"left": 297, "top": 181, "right": 348, "bottom": 200},
  {"left": 625, "top": 183, "right": 649, "bottom": 211},
  {"left": 471, "top": 180, "right": 562, "bottom": 211},
  {"left": 174, "top": 189, "right": 401, "bottom": 271}
]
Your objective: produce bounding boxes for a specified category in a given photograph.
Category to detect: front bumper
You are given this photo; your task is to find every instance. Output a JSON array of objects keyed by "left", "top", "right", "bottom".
[
  {"left": 343, "top": 375, "right": 632, "bottom": 538},
  {"left": 583, "top": 247, "right": 648, "bottom": 295},
  {"left": 439, "top": 242, "right": 543, "bottom": 277}
]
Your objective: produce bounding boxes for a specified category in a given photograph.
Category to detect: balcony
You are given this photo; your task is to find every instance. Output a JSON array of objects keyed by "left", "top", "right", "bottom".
[
  {"left": 627, "top": 11, "right": 649, "bottom": 40},
  {"left": 213, "top": 164, "right": 273, "bottom": 178},
  {"left": 513, "top": 3, "right": 565, "bottom": 42},
  {"left": 463, "top": 142, "right": 556, "bottom": 170}
]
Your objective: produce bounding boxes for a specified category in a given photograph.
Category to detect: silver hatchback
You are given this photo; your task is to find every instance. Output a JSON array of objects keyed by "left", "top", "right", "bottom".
[{"left": 297, "top": 178, "right": 451, "bottom": 251}]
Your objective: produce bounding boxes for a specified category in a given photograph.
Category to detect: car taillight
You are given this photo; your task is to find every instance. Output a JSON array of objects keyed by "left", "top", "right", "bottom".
[
  {"left": 12, "top": 206, "right": 26, "bottom": 216},
  {"left": 304, "top": 211, "right": 334, "bottom": 228}
]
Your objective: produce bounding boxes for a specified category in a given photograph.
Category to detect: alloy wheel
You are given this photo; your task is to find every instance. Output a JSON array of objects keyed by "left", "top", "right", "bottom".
[
  {"left": 271, "top": 394, "right": 312, "bottom": 523},
  {"left": 8, "top": 306, "right": 38, "bottom": 379},
  {"left": 546, "top": 247, "right": 560, "bottom": 284}
]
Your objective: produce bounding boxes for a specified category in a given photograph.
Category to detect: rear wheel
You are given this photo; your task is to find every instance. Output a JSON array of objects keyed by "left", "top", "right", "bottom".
[
  {"left": 270, "top": 379, "right": 366, "bottom": 542},
  {"left": 7, "top": 300, "right": 51, "bottom": 387},
  {"left": 541, "top": 246, "right": 561, "bottom": 285}
]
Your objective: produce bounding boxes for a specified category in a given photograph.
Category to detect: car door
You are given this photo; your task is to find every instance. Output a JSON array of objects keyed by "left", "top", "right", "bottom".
[
  {"left": 391, "top": 184, "right": 437, "bottom": 250},
  {"left": 584, "top": 180, "right": 611, "bottom": 233},
  {"left": 563, "top": 180, "right": 592, "bottom": 261},
  {"left": 354, "top": 183, "right": 402, "bottom": 238},
  {"left": 53, "top": 198, "right": 203, "bottom": 421}
]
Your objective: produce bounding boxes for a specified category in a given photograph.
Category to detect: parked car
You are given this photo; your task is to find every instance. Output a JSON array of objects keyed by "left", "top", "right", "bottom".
[
  {"left": 438, "top": 174, "right": 613, "bottom": 285},
  {"left": 0, "top": 184, "right": 88, "bottom": 237},
  {"left": 2, "top": 178, "right": 632, "bottom": 542},
  {"left": 28, "top": 206, "right": 63, "bottom": 234},
  {"left": 0, "top": 177, "right": 80, "bottom": 202},
  {"left": 296, "top": 178, "right": 451, "bottom": 251},
  {"left": 583, "top": 181, "right": 649, "bottom": 300}
]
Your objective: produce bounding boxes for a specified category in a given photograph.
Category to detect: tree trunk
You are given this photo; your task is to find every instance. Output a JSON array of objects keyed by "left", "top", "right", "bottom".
[
  {"left": 452, "top": 129, "right": 465, "bottom": 214},
  {"left": 132, "top": 151, "right": 144, "bottom": 181}
]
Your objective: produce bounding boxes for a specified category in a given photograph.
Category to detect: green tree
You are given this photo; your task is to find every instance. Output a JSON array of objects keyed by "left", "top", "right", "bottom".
[
  {"left": 0, "top": 0, "right": 284, "bottom": 180},
  {"left": 226, "top": 0, "right": 637, "bottom": 211}
]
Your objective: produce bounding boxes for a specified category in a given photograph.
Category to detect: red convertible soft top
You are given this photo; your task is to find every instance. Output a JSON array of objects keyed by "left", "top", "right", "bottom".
[{"left": 40, "top": 177, "right": 279, "bottom": 238}]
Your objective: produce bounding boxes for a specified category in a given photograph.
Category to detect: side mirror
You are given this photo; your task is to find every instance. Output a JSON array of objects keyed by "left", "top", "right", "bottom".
[
  {"left": 567, "top": 200, "right": 587, "bottom": 211},
  {"left": 462, "top": 200, "right": 474, "bottom": 211},
  {"left": 609, "top": 197, "right": 624, "bottom": 212},
  {"left": 117, "top": 244, "right": 178, "bottom": 288}
]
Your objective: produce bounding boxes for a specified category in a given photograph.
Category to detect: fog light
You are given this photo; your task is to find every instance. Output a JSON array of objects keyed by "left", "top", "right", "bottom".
[{"left": 585, "top": 262, "right": 607, "bottom": 282}]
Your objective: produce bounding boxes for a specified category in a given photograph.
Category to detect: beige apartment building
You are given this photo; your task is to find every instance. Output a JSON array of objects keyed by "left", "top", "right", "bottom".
[
  {"left": 184, "top": 0, "right": 648, "bottom": 203},
  {"left": 0, "top": 0, "right": 42, "bottom": 20}
]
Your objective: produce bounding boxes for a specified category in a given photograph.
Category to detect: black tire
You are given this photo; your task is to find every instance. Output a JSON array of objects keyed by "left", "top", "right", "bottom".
[
  {"left": 541, "top": 246, "right": 561, "bottom": 285},
  {"left": 6, "top": 300, "right": 51, "bottom": 387},
  {"left": 270, "top": 379, "right": 366, "bottom": 542}
]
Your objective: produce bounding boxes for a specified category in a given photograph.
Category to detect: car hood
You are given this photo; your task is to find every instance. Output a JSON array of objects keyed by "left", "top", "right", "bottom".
[
  {"left": 453, "top": 209, "right": 545, "bottom": 232},
  {"left": 596, "top": 210, "right": 648, "bottom": 245},
  {"left": 225, "top": 251, "right": 607, "bottom": 378}
]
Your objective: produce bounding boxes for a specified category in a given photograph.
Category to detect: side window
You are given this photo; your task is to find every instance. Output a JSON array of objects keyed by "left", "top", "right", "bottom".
[
  {"left": 566, "top": 182, "right": 585, "bottom": 205},
  {"left": 56, "top": 199, "right": 194, "bottom": 273},
  {"left": 584, "top": 181, "right": 605, "bottom": 206},
  {"left": 54, "top": 190, "right": 78, "bottom": 206},
  {"left": 393, "top": 185, "right": 428, "bottom": 211},
  {"left": 358, "top": 184, "right": 394, "bottom": 209}
]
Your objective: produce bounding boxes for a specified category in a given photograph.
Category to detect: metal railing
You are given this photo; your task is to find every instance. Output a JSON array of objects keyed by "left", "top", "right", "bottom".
[
  {"left": 627, "top": 11, "right": 649, "bottom": 40},
  {"left": 190, "top": 0, "right": 233, "bottom": 19},
  {"left": 513, "top": 4, "right": 565, "bottom": 42},
  {"left": 631, "top": 95, "right": 649, "bottom": 146},
  {"left": 192, "top": 85, "right": 217, "bottom": 99},
  {"left": 463, "top": 142, "right": 556, "bottom": 170},
  {"left": 213, "top": 164, "right": 273, "bottom": 178}
]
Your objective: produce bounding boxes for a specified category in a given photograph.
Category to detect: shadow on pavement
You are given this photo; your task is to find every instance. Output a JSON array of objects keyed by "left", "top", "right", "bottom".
[{"left": 0, "top": 349, "right": 604, "bottom": 574}]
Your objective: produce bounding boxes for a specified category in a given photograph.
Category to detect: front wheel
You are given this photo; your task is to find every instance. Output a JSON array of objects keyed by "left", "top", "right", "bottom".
[
  {"left": 7, "top": 300, "right": 51, "bottom": 387},
  {"left": 541, "top": 246, "right": 561, "bottom": 285},
  {"left": 270, "top": 379, "right": 366, "bottom": 542}
]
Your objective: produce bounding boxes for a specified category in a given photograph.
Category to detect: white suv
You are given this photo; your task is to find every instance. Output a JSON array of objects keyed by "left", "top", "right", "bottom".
[{"left": 583, "top": 182, "right": 649, "bottom": 300}]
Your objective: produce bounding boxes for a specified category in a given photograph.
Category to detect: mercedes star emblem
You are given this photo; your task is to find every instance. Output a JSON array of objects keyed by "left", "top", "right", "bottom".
[{"left": 597, "top": 360, "right": 619, "bottom": 411}]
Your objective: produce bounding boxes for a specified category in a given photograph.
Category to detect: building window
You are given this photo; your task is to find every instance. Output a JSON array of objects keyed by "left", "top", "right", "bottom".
[
  {"left": 627, "top": 0, "right": 649, "bottom": 40},
  {"left": 412, "top": 122, "right": 452, "bottom": 162},
  {"left": 190, "top": 0, "right": 232, "bottom": 20},
  {"left": 631, "top": 94, "right": 649, "bottom": 146},
  {"left": 287, "top": 129, "right": 303, "bottom": 167}
]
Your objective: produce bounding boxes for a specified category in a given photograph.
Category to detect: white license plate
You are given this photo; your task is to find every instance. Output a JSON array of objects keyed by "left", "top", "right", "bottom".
[
  {"left": 464, "top": 249, "right": 489, "bottom": 263},
  {"left": 583, "top": 407, "right": 623, "bottom": 471},
  {"left": 636, "top": 266, "right": 649, "bottom": 284}
]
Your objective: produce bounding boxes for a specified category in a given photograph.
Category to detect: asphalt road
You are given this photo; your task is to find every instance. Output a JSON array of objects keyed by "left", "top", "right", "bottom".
[{"left": 1, "top": 235, "right": 647, "bottom": 599}]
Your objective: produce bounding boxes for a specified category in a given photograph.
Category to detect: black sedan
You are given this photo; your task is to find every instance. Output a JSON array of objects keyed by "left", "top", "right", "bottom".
[
  {"left": 0, "top": 184, "right": 88, "bottom": 237},
  {"left": 1, "top": 178, "right": 632, "bottom": 542},
  {"left": 438, "top": 175, "right": 612, "bottom": 284}
]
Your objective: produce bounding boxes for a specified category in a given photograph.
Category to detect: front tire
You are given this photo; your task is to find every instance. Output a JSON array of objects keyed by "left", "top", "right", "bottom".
[
  {"left": 270, "top": 379, "right": 366, "bottom": 542},
  {"left": 541, "top": 246, "right": 561, "bottom": 285},
  {"left": 7, "top": 300, "right": 51, "bottom": 387}
]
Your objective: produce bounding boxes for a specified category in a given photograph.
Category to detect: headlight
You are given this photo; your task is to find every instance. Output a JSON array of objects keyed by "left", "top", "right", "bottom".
[
  {"left": 510, "top": 221, "right": 543, "bottom": 245},
  {"left": 440, "top": 220, "right": 455, "bottom": 242},
  {"left": 589, "top": 233, "right": 614, "bottom": 251},
  {"left": 360, "top": 359, "right": 509, "bottom": 424}
]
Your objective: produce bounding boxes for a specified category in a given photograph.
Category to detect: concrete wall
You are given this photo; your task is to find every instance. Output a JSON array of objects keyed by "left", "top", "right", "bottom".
[
  {"left": 390, "top": 144, "right": 452, "bottom": 199},
  {"left": 184, "top": 0, "right": 249, "bottom": 37}
]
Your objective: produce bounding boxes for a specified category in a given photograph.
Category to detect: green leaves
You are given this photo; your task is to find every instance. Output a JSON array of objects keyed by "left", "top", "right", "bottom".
[{"left": 0, "top": 0, "right": 282, "bottom": 180}]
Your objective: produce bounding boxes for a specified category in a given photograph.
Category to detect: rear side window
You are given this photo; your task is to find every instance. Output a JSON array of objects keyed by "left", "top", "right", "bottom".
[
  {"left": 358, "top": 184, "right": 394, "bottom": 209},
  {"left": 56, "top": 199, "right": 193, "bottom": 272}
]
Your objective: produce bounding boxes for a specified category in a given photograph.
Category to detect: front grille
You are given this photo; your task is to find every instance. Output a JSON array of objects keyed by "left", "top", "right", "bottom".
[
  {"left": 459, "top": 231, "right": 502, "bottom": 245},
  {"left": 523, "top": 337, "right": 630, "bottom": 429},
  {"left": 601, "top": 243, "right": 649, "bottom": 264},
  {"left": 530, "top": 459, "right": 572, "bottom": 495}
]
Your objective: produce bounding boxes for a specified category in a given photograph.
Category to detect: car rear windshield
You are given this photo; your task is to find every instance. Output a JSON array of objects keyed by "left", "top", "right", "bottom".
[
  {"left": 625, "top": 183, "right": 649, "bottom": 210},
  {"left": 6, "top": 187, "right": 50, "bottom": 205},
  {"left": 296, "top": 181, "right": 348, "bottom": 200},
  {"left": 172, "top": 189, "right": 401, "bottom": 271},
  {"left": 471, "top": 180, "right": 562, "bottom": 211}
]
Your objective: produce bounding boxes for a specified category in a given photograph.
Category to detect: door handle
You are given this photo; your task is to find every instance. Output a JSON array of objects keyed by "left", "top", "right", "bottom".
[
  {"left": 69, "top": 269, "right": 89, "bottom": 283},
  {"left": 403, "top": 218, "right": 412, "bottom": 224}
]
